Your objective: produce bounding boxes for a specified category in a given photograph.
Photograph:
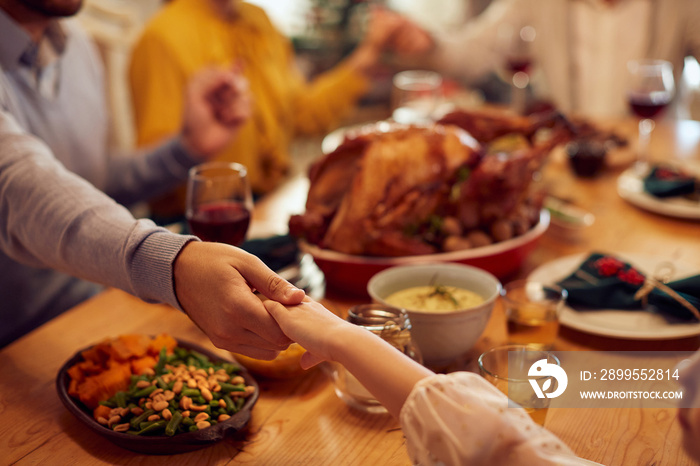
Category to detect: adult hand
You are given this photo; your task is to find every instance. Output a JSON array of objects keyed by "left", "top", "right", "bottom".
[
  {"left": 348, "top": 7, "right": 435, "bottom": 74},
  {"left": 180, "top": 64, "right": 252, "bottom": 159},
  {"left": 346, "top": 6, "right": 404, "bottom": 74},
  {"left": 264, "top": 297, "right": 353, "bottom": 369},
  {"left": 173, "top": 241, "right": 305, "bottom": 359},
  {"left": 391, "top": 19, "right": 434, "bottom": 56}
]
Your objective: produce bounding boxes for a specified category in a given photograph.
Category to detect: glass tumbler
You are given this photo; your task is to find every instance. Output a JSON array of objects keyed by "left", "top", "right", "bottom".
[
  {"left": 391, "top": 70, "right": 443, "bottom": 124},
  {"left": 327, "top": 304, "right": 422, "bottom": 413},
  {"left": 478, "top": 345, "right": 561, "bottom": 426}
]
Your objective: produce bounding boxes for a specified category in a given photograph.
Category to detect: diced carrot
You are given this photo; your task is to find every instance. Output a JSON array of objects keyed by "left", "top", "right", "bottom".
[
  {"left": 93, "top": 404, "right": 112, "bottom": 421},
  {"left": 68, "top": 378, "right": 80, "bottom": 398},
  {"left": 66, "top": 334, "right": 178, "bottom": 407},
  {"left": 110, "top": 334, "right": 150, "bottom": 361},
  {"left": 131, "top": 355, "right": 157, "bottom": 375},
  {"left": 148, "top": 334, "right": 177, "bottom": 356},
  {"left": 66, "top": 365, "right": 85, "bottom": 383},
  {"left": 78, "top": 364, "right": 131, "bottom": 409}
]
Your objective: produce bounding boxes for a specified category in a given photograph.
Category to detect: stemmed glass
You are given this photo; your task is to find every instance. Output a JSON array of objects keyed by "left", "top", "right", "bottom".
[
  {"left": 626, "top": 59, "right": 675, "bottom": 174},
  {"left": 186, "top": 162, "right": 253, "bottom": 246},
  {"left": 502, "top": 25, "right": 536, "bottom": 114}
]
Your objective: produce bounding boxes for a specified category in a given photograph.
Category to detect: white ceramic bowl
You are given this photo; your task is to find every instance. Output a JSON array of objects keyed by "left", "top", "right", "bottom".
[{"left": 367, "top": 263, "right": 501, "bottom": 366}]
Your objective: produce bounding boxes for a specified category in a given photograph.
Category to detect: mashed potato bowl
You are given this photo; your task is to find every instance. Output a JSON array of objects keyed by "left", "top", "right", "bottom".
[{"left": 367, "top": 263, "right": 501, "bottom": 366}]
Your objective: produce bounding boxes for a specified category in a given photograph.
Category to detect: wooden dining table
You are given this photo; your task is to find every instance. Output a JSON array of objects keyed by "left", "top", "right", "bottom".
[{"left": 2, "top": 115, "right": 699, "bottom": 466}]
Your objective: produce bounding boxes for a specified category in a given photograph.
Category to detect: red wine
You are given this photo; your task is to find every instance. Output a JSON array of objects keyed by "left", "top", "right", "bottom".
[
  {"left": 188, "top": 201, "right": 250, "bottom": 245},
  {"left": 628, "top": 92, "right": 672, "bottom": 119},
  {"left": 506, "top": 58, "right": 532, "bottom": 75}
]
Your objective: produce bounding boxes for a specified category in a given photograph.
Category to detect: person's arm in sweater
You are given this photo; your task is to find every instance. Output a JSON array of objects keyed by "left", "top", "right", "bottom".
[{"left": 0, "top": 111, "right": 303, "bottom": 358}]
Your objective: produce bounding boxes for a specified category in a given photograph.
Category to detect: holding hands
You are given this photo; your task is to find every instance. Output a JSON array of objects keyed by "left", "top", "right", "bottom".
[
  {"left": 264, "top": 297, "right": 353, "bottom": 369},
  {"left": 180, "top": 64, "right": 252, "bottom": 159},
  {"left": 348, "top": 6, "right": 434, "bottom": 74},
  {"left": 264, "top": 296, "right": 433, "bottom": 418},
  {"left": 173, "top": 242, "right": 305, "bottom": 359}
]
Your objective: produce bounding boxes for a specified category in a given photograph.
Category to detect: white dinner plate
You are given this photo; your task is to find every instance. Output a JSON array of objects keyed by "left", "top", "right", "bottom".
[
  {"left": 617, "top": 166, "right": 700, "bottom": 220},
  {"left": 322, "top": 121, "right": 389, "bottom": 154},
  {"left": 528, "top": 253, "right": 700, "bottom": 340}
]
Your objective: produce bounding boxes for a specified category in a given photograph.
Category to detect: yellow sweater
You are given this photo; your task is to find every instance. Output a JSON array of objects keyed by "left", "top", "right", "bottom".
[{"left": 129, "top": 0, "right": 369, "bottom": 217}]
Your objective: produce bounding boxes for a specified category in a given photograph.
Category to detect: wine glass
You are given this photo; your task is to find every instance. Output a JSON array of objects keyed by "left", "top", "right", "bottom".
[
  {"left": 501, "top": 25, "right": 536, "bottom": 114},
  {"left": 391, "top": 70, "right": 443, "bottom": 124},
  {"left": 186, "top": 162, "right": 253, "bottom": 246},
  {"left": 626, "top": 59, "right": 675, "bottom": 174}
]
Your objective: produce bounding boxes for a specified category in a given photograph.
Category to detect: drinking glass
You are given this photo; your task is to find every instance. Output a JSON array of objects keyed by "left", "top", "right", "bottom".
[
  {"left": 185, "top": 162, "right": 253, "bottom": 246},
  {"left": 478, "top": 345, "right": 561, "bottom": 426},
  {"left": 501, "top": 280, "right": 567, "bottom": 351},
  {"left": 327, "top": 304, "right": 422, "bottom": 413},
  {"left": 391, "top": 70, "right": 443, "bottom": 124},
  {"left": 626, "top": 59, "right": 675, "bottom": 174},
  {"left": 500, "top": 25, "right": 536, "bottom": 114}
]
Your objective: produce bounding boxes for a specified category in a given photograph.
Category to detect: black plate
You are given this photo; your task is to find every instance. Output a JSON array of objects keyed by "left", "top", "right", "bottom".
[{"left": 56, "top": 338, "right": 259, "bottom": 455}]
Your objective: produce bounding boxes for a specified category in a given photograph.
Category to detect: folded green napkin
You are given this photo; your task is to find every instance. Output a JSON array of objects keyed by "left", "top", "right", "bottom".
[
  {"left": 556, "top": 252, "right": 700, "bottom": 321},
  {"left": 643, "top": 165, "right": 698, "bottom": 198}
]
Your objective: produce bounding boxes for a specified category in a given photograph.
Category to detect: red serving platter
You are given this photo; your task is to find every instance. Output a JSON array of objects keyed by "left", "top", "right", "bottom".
[{"left": 300, "top": 210, "right": 550, "bottom": 297}]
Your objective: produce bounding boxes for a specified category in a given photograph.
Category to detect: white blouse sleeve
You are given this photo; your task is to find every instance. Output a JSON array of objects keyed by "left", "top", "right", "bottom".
[{"left": 399, "top": 372, "right": 592, "bottom": 466}]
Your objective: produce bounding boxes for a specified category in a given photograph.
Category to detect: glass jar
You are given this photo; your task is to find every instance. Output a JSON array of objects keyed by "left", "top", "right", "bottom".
[{"left": 327, "top": 304, "right": 422, "bottom": 413}]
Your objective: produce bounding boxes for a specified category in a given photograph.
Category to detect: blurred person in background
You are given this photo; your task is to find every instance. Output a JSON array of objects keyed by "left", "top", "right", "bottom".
[
  {"left": 129, "top": 0, "right": 415, "bottom": 223},
  {"left": 391, "top": 0, "right": 700, "bottom": 118},
  {"left": 0, "top": 0, "right": 302, "bottom": 349}
]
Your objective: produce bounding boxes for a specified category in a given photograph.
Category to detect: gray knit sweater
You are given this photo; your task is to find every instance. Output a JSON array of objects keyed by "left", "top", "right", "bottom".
[{"left": 0, "top": 14, "right": 200, "bottom": 346}]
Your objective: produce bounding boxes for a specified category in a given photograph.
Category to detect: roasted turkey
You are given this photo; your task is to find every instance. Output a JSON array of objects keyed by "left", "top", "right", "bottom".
[{"left": 289, "top": 109, "right": 575, "bottom": 257}]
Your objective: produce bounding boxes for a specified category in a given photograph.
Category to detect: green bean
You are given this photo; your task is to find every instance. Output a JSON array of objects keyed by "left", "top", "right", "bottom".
[
  {"left": 181, "top": 388, "right": 201, "bottom": 398},
  {"left": 223, "top": 394, "right": 235, "bottom": 412},
  {"left": 98, "top": 400, "right": 116, "bottom": 408},
  {"left": 135, "top": 420, "right": 167, "bottom": 436},
  {"left": 188, "top": 425, "right": 199, "bottom": 432},
  {"left": 132, "top": 385, "right": 158, "bottom": 398},
  {"left": 114, "top": 391, "right": 128, "bottom": 409},
  {"left": 165, "top": 411, "right": 183, "bottom": 436},
  {"left": 235, "top": 397, "right": 245, "bottom": 411},
  {"left": 139, "top": 420, "right": 157, "bottom": 430},
  {"left": 130, "top": 409, "right": 155, "bottom": 429},
  {"left": 209, "top": 400, "right": 220, "bottom": 408},
  {"left": 220, "top": 382, "right": 245, "bottom": 393},
  {"left": 190, "top": 350, "right": 211, "bottom": 366},
  {"left": 222, "top": 363, "right": 240, "bottom": 374},
  {"left": 182, "top": 417, "right": 194, "bottom": 427},
  {"left": 153, "top": 347, "right": 167, "bottom": 375},
  {"left": 155, "top": 376, "right": 168, "bottom": 390}
]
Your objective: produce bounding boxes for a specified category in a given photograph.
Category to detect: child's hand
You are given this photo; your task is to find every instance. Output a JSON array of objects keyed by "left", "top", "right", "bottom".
[{"left": 264, "top": 298, "right": 353, "bottom": 369}]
